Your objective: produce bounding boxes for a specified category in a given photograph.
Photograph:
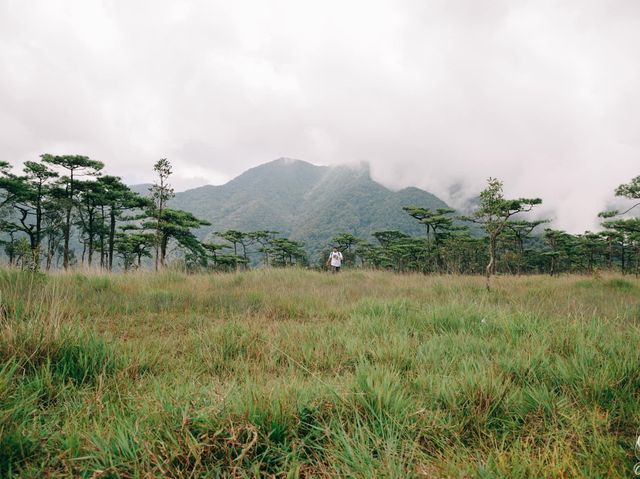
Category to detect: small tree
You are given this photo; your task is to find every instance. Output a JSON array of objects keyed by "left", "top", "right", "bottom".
[
  {"left": 218, "top": 230, "right": 248, "bottom": 270},
  {"left": 404, "top": 206, "right": 463, "bottom": 272},
  {"left": 269, "top": 238, "right": 307, "bottom": 267},
  {"left": 462, "top": 178, "right": 541, "bottom": 289},
  {"left": 403, "top": 207, "right": 459, "bottom": 244},
  {"left": 372, "top": 231, "right": 415, "bottom": 272},
  {"left": 115, "top": 231, "right": 155, "bottom": 271},
  {"left": 114, "top": 233, "right": 138, "bottom": 272},
  {"left": 355, "top": 241, "right": 385, "bottom": 269},
  {"left": 248, "top": 230, "right": 279, "bottom": 267},
  {"left": 543, "top": 229, "right": 574, "bottom": 276},
  {"left": 142, "top": 208, "right": 209, "bottom": 268},
  {"left": 149, "top": 159, "right": 175, "bottom": 270},
  {"left": 202, "top": 242, "right": 233, "bottom": 270},
  {"left": 501, "top": 219, "right": 548, "bottom": 274}
]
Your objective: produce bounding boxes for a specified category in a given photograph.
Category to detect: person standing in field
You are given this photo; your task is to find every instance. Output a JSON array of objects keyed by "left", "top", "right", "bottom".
[{"left": 327, "top": 247, "right": 343, "bottom": 273}]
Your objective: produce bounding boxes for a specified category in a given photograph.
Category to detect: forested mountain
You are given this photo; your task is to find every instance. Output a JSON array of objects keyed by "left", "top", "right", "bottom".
[{"left": 146, "top": 158, "right": 448, "bottom": 259}]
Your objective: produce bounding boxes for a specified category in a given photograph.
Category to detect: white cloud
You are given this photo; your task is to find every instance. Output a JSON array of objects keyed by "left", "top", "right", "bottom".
[{"left": 0, "top": 0, "right": 638, "bottom": 232}]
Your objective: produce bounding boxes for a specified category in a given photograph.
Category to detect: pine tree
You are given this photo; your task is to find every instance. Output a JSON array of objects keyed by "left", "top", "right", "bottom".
[
  {"left": 462, "top": 178, "right": 541, "bottom": 289},
  {"left": 41, "top": 154, "right": 104, "bottom": 269},
  {"left": 149, "top": 159, "right": 175, "bottom": 270}
]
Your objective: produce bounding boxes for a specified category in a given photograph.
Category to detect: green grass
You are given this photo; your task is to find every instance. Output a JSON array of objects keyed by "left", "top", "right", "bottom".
[{"left": 1, "top": 268, "right": 639, "bottom": 477}]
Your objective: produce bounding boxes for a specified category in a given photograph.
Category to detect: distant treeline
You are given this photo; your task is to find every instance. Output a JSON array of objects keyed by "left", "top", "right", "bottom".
[
  {"left": 326, "top": 176, "right": 639, "bottom": 285},
  {"left": 0, "top": 155, "right": 638, "bottom": 283}
]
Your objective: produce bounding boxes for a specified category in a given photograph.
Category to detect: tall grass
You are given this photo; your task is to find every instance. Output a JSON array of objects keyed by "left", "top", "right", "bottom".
[{"left": 0, "top": 269, "right": 639, "bottom": 477}]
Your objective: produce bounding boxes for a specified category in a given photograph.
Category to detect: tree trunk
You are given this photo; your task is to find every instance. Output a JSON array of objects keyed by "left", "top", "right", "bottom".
[
  {"left": 33, "top": 183, "right": 42, "bottom": 271},
  {"left": 517, "top": 238, "right": 524, "bottom": 276},
  {"left": 87, "top": 209, "right": 94, "bottom": 267},
  {"left": 242, "top": 243, "right": 248, "bottom": 270},
  {"left": 108, "top": 208, "right": 116, "bottom": 271},
  {"left": 486, "top": 234, "right": 497, "bottom": 290},
  {"left": 233, "top": 243, "right": 239, "bottom": 271},
  {"left": 155, "top": 192, "right": 164, "bottom": 272},
  {"left": 7, "top": 233, "right": 15, "bottom": 266},
  {"left": 63, "top": 170, "right": 74, "bottom": 270},
  {"left": 160, "top": 235, "right": 168, "bottom": 267},
  {"left": 63, "top": 207, "right": 71, "bottom": 269},
  {"left": 46, "top": 233, "right": 54, "bottom": 271}
]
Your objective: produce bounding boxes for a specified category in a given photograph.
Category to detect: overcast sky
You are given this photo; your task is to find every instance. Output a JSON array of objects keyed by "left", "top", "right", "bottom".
[{"left": 1, "top": 0, "right": 638, "bottom": 232}]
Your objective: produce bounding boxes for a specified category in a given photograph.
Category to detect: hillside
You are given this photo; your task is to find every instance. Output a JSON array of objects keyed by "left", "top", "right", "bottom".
[{"left": 153, "top": 158, "right": 448, "bottom": 260}]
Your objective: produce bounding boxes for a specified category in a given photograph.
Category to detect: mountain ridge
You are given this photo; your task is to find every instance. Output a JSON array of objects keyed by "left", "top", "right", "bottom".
[{"left": 132, "top": 158, "right": 449, "bottom": 260}]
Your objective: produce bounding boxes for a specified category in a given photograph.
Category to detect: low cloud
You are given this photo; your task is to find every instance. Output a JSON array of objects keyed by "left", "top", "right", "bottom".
[{"left": 0, "top": 0, "right": 638, "bottom": 233}]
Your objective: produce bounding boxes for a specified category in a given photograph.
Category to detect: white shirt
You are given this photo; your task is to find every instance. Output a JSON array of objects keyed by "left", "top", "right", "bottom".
[{"left": 329, "top": 251, "right": 343, "bottom": 267}]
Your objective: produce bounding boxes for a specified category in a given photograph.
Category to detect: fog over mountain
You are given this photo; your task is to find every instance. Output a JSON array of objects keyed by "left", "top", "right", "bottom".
[{"left": 1, "top": 1, "right": 639, "bottom": 233}]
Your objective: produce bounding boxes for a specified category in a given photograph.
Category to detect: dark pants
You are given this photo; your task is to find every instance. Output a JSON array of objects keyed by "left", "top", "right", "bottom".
[{"left": 331, "top": 266, "right": 341, "bottom": 273}]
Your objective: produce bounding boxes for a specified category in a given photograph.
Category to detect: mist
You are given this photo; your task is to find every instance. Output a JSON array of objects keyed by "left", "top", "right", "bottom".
[{"left": 1, "top": 0, "right": 638, "bottom": 233}]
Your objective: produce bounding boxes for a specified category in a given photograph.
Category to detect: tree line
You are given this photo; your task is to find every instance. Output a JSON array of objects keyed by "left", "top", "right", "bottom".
[
  {"left": 0, "top": 155, "right": 638, "bottom": 282},
  {"left": 329, "top": 175, "right": 640, "bottom": 286},
  {"left": 0, "top": 155, "right": 306, "bottom": 272}
]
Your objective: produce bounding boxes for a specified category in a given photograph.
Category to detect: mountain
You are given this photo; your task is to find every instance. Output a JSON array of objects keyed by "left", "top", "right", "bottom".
[{"left": 139, "top": 158, "right": 449, "bottom": 261}]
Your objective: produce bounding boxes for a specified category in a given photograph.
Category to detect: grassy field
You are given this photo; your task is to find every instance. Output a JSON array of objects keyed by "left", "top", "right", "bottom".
[{"left": 1, "top": 269, "right": 639, "bottom": 478}]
